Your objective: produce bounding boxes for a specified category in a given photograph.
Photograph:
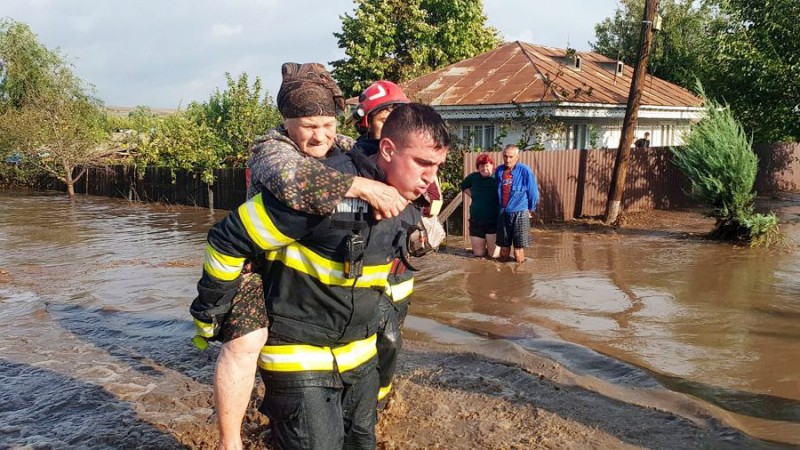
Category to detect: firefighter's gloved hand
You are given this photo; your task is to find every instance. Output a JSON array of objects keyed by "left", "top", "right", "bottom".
[{"left": 192, "top": 318, "right": 219, "bottom": 350}]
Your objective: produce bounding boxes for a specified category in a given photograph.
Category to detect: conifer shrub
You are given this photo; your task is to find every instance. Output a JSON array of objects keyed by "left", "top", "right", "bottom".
[{"left": 670, "top": 86, "right": 781, "bottom": 247}]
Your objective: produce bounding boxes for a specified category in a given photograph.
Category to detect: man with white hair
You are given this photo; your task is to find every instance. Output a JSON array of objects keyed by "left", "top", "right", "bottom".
[{"left": 495, "top": 144, "right": 539, "bottom": 264}]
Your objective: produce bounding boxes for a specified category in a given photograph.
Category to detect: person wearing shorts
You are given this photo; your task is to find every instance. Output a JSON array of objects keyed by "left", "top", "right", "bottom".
[
  {"left": 461, "top": 153, "right": 500, "bottom": 258},
  {"left": 495, "top": 144, "right": 539, "bottom": 263}
]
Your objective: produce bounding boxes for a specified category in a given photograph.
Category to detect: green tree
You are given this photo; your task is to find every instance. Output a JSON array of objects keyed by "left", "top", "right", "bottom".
[
  {"left": 592, "top": 0, "right": 720, "bottom": 89},
  {"left": 128, "top": 72, "right": 281, "bottom": 184},
  {"left": 331, "top": 0, "right": 500, "bottom": 96},
  {"left": 133, "top": 112, "right": 227, "bottom": 184},
  {"left": 187, "top": 72, "right": 281, "bottom": 166},
  {"left": 670, "top": 85, "right": 780, "bottom": 246},
  {"left": 437, "top": 131, "right": 466, "bottom": 197},
  {"left": 593, "top": 0, "right": 800, "bottom": 142},
  {"left": 0, "top": 19, "right": 109, "bottom": 197},
  {"left": 702, "top": 0, "right": 799, "bottom": 142}
]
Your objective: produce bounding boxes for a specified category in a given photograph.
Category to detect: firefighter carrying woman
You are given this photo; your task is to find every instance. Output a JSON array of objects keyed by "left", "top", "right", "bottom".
[{"left": 190, "top": 62, "right": 447, "bottom": 450}]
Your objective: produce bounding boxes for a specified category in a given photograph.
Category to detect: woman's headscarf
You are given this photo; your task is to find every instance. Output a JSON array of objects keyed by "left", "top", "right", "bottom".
[{"left": 276, "top": 62, "right": 345, "bottom": 118}]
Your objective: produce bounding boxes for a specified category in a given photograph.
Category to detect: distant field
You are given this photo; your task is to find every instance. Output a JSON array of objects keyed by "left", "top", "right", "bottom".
[{"left": 105, "top": 106, "right": 177, "bottom": 117}]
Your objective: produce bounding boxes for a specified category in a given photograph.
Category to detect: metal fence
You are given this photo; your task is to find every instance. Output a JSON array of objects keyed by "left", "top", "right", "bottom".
[{"left": 462, "top": 142, "right": 800, "bottom": 236}]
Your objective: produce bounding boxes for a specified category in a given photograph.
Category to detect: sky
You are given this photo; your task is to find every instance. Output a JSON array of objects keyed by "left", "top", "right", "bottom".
[{"left": 2, "top": 0, "right": 621, "bottom": 109}]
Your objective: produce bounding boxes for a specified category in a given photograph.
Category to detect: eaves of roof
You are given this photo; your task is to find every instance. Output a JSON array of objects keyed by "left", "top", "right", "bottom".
[{"left": 432, "top": 102, "right": 705, "bottom": 121}]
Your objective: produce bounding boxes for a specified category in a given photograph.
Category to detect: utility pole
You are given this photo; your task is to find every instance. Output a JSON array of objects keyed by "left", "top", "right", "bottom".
[{"left": 605, "top": 0, "right": 660, "bottom": 224}]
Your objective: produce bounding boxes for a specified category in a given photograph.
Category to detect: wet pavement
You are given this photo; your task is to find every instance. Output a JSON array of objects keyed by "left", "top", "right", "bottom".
[{"left": 1, "top": 189, "right": 798, "bottom": 447}]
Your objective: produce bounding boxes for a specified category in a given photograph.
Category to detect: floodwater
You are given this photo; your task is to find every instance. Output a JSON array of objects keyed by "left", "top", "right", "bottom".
[{"left": 1, "top": 190, "right": 799, "bottom": 447}]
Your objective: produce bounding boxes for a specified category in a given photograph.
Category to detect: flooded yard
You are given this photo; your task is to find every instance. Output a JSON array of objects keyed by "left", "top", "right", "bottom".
[{"left": 1, "top": 190, "right": 798, "bottom": 447}]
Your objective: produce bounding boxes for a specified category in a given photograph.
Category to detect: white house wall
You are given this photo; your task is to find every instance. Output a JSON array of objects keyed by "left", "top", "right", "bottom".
[{"left": 449, "top": 117, "right": 693, "bottom": 151}]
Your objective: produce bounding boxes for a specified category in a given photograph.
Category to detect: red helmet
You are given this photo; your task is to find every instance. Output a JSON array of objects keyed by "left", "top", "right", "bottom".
[{"left": 352, "top": 80, "right": 410, "bottom": 129}]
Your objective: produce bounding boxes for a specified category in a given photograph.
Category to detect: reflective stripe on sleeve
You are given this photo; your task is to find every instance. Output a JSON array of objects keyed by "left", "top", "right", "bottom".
[
  {"left": 238, "top": 194, "right": 294, "bottom": 251},
  {"left": 203, "top": 244, "right": 245, "bottom": 281},
  {"left": 193, "top": 318, "right": 216, "bottom": 338},
  {"left": 258, "top": 334, "right": 377, "bottom": 373}
]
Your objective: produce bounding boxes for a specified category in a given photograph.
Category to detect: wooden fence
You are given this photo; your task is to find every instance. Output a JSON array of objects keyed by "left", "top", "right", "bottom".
[
  {"left": 35, "top": 166, "right": 248, "bottom": 212},
  {"left": 32, "top": 143, "right": 799, "bottom": 235}
]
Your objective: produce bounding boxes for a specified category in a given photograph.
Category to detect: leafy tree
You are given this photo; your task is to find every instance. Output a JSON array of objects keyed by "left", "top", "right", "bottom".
[
  {"left": 133, "top": 112, "right": 227, "bottom": 184},
  {"left": 127, "top": 73, "right": 281, "bottom": 183},
  {"left": 186, "top": 72, "right": 281, "bottom": 166},
  {"left": 670, "top": 85, "right": 780, "bottom": 246},
  {"left": 437, "top": 131, "right": 466, "bottom": 197},
  {"left": 0, "top": 19, "right": 109, "bottom": 197},
  {"left": 331, "top": 0, "right": 500, "bottom": 96},
  {"left": 702, "top": 0, "right": 800, "bottom": 142},
  {"left": 593, "top": 0, "right": 800, "bottom": 142},
  {"left": 592, "top": 0, "right": 720, "bottom": 89}
]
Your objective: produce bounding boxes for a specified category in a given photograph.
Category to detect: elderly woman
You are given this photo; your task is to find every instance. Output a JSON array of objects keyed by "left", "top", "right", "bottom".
[{"left": 460, "top": 153, "right": 501, "bottom": 258}]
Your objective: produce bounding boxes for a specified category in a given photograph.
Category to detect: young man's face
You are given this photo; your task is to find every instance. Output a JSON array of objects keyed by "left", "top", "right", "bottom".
[
  {"left": 380, "top": 131, "right": 447, "bottom": 201},
  {"left": 284, "top": 116, "right": 337, "bottom": 158},
  {"left": 502, "top": 148, "right": 519, "bottom": 169},
  {"left": 367, "top": 108, "right": 392, "bottom": 140}
]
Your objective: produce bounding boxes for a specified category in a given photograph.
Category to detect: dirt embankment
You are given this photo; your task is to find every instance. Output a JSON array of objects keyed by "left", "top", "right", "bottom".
[{"left": 175, "top": 338, "right": 753, "bottom": 449}]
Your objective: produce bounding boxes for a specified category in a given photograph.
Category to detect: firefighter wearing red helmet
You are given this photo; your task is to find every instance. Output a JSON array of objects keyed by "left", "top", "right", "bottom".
[{"left": 353, "top": 80, "right": 410, "bottom": 140}]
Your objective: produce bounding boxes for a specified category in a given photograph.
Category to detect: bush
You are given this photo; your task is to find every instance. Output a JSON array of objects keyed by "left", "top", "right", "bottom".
[
  {"left": 439, "top": 132, "right": 468, "bottom": 198},
  {"left": 670, "top": 84, "right": 780, "bottom": 246}
]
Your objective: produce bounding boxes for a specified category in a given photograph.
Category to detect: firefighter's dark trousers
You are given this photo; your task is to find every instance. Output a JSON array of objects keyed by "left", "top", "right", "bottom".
[
  {"left": 376, "top": 296, "right": 409, "bottom": 400},
  {"left": 259, "top": 357, "right": 379, "bottom": 450}
]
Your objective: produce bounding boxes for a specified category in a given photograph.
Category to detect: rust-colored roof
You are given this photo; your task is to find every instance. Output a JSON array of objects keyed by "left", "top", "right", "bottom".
[{"left": 400, "top": 41, "right": 702, "bottom": 108}]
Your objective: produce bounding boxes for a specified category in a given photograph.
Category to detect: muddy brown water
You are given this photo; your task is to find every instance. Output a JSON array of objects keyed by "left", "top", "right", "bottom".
[{"left": 1, "top": 190, "right": 798, "bottom": 448}]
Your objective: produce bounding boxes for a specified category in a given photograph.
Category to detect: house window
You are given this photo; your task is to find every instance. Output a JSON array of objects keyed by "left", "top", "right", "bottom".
[
  {"left": 461, "top": 124, "right": 496, "bottom": 150},
  {"left": 570, "top": 124, "right": 588, "bottom": 149}
]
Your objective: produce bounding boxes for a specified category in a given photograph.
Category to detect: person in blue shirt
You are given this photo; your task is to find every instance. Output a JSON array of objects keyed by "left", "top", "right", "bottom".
[{"left": 495, "top": 144, "right": 539, "bottom": 263}]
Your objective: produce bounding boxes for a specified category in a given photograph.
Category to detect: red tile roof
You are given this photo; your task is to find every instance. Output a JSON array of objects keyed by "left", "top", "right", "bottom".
[{"left": 400, "top": 41, "right": 702, "bottom": 108}]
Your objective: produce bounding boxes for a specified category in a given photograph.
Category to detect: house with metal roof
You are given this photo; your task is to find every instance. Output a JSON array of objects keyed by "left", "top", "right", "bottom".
[{"left": 400, "top": 41, "right": 704, "bottom": 150}]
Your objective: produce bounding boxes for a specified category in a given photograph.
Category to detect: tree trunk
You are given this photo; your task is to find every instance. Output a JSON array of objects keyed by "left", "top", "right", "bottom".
[{"left": 64, "top": 161, "right": 75, "bottom": 199}]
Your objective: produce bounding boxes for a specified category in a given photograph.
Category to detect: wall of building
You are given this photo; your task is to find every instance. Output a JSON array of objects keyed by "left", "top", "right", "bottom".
[{"left": 450, "top": 118, "right": 693, "bottom": 151}]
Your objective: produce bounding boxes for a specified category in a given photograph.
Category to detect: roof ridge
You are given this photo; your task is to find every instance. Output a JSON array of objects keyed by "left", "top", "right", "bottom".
[{"left": 514, "top": 41, "right": 563, "bottom": 103}]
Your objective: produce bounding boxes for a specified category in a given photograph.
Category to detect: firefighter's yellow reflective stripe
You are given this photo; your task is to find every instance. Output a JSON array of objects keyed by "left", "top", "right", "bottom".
[
  {"left": 332, "top": 334, "right": 377, "bottom": 372},
  {"left": 266, "top": 244, "right": 392, "bottom": 288},
  {"left": 203, "top": 244, "right": 245, "bottom": 281},
  {"left": 378, "top": 383, "right": 392, "bottom": 401},
  {"left": 193, "top": 318, "right": 216, "bottom": 338},
  {"left": 238, "top": 194, "right": 294, "bottom": 251},
  {"left": 259, "top": 344, "right": 336, "bottom": 371},
  {"left": 386, "top": 278, "right": 414, "bottom": 302},
  {"left": 258, "top": 334, "right": 377, "bottom": 373}
]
